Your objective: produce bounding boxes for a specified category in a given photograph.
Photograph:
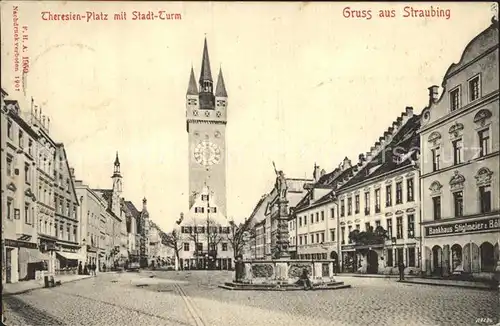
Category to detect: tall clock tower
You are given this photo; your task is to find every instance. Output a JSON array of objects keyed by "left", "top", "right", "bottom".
[{"left": 186, "top": 38, "right": 228, "bottom": 219}]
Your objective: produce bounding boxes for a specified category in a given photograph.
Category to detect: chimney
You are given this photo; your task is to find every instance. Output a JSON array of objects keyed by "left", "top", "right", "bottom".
[
  {"left": 358, "top": 153, "right": 365, "bottom": 162},
  {"left": 342, "top": 157, "right": 351, "bottom": 170},
  {"left": 405, "top": 106, "right": 413, "bottom": 116},
  {"left": 428, "top": 86, "right": 439, "bottom": 105}
]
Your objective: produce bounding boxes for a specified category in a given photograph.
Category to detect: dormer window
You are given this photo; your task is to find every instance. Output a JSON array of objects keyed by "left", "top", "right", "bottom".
[
  {"left": 468, "top": 75, "right": 480, "bottom": 102},
  {"left": 450, "top": 87, "right": 460, "bottom": 111}
]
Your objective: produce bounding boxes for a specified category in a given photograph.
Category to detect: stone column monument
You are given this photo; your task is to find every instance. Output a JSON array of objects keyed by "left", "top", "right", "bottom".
[{"left": 272, "top": 162, "right": 291, "bottom": 261}]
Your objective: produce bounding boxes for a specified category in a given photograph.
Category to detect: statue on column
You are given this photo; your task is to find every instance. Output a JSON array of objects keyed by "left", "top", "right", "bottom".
[{"left": 273, "top": 161, "right": 288, "bottom": 201}]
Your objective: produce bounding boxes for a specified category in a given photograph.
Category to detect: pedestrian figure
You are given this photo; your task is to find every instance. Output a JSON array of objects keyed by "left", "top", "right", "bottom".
[
  {"left": 83, "top": 263, "right": 89, "bottom": 275},
  {"left": 91, "top": 262, "right": 96, "bottom": 276},
  {"left": 78, "top": 261, "right": 83, "bottom": 275},
  {"left": 296, "top": 268, "right": 313, "bottom": 290},
  {"left": 398, "top": 261, "right": 405, "bottom": 281},
  {"left": 102, "top": 263, "right": 106, "bottom": 272}
]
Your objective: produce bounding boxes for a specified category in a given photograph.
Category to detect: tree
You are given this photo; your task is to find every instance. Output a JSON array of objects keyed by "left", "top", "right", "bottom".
[
  {"left": 348, "top": 226, "right": 389, "bottom": 247},
  {"left": 161, "top": 230, "right": 182, "bottom": 270},
  {"left": 227, "top": 218, "right": 251, "bottom": 259}
]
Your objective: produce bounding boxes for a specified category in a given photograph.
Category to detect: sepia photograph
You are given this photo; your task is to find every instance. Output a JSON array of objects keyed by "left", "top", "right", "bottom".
[{"left": 1, "top": 1, "right": 499, "bottom": 325}]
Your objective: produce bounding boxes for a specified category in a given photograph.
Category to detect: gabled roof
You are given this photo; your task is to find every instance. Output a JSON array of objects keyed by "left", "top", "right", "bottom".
[
  {"left": 340, "top": 115, "right": 421, "bottom": 189},
  {"left": 92, "top": 188, "right": 113, "bottom": 210},
  {"left": 123, "top": 200, "right": 141, "bottom": 218},
  {"left": 56, "top": 143, "right": 80, "bottom": 206}
]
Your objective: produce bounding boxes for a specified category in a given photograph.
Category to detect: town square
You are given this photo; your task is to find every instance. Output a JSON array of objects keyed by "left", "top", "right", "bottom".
[{"left": 1, "top": 2, "right": 499, "bottom": 326}]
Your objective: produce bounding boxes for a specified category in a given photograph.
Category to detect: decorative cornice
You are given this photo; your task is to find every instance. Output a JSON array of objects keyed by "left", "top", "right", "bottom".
[{"left": 187, "top": 119, "right": 227, "bottom": 125}]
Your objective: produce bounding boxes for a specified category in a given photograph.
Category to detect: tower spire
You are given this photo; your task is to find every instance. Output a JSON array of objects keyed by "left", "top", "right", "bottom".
[
  {"left": 199, "top": 37, "right": 213, "bottom": 84},
  {"left": 187, "top": 66, "right": 198, "bottom": 95},
  {"left": 215, "top": 67, "right": 228, "bottom": 97}
]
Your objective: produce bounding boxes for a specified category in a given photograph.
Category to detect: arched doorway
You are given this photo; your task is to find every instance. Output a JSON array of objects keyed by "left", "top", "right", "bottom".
[
  {"left": 366, "top": 250, "right": 379, "bottom": 274},
  {"left": 480, "top": 242, "right": 495, "bottom": 272},
  {"left": 431, "top": 245, "right": 442, "bottom": 276},
  {"left": 451, "top": 244, "right": 462, "bottom": 271},
  {"left": 330, "top": 251, "right": 339, "bottom": 273}
]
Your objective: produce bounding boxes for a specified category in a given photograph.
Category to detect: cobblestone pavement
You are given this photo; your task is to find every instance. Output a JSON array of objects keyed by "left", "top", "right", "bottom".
[{"left": 2, "top": 270, "right": 499, "bottom": 326}]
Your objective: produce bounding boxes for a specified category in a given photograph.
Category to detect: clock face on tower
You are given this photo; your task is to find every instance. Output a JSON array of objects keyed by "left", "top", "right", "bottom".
[{"left": 194, "top": 140, "right": 221, "bottom": 166}]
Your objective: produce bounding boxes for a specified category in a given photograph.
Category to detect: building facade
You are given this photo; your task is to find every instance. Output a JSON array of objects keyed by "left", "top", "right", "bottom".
[
  {"left": 52, "top": 145, "right": 81, "bottom": 273},
  {"left": 419, "top": 20, "right": 499, "bottom": 279},
  {"left": 1, "top": 94, "right": 45, "bottom": 284}
]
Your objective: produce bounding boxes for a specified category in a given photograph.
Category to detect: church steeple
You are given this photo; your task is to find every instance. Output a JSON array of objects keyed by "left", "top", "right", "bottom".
[
  {"left": 187, "top": 66, "right": 198, "bottom": 96},
  {"left": 198, "top": 37, "right": 215, "bottom": 110},
  {"left": 113, "top": 151, "right": 121, "bottom": 176},
  {"left": 215, "top": 67, "right": 228, "bottom": 97}
]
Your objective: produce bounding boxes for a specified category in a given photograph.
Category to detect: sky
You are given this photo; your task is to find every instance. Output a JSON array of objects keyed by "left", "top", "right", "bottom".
[{"left": 1, "top": 1, "right": 496, "bottom": 232}]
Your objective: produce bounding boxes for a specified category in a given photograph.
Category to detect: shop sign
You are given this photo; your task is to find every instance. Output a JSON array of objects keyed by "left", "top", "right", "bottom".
[
  {"left": 5, "top": 239, "right": 38, "bottom": 249},
  {"left": 425, "top": 217, "right": 500, "bottom": 237}
]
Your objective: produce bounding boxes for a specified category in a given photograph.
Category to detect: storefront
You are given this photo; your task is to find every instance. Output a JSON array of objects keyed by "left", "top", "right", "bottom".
[
  {"left": 4, "top": 239, "right": 49, "bottom": 283},
  {"left": 341, "top": 245, "right": 358, "bottom": 273},
  {"left": 422, "top": 216, "right": 500, "bottom": 279},
  {"left": 56, "top": 243, "right": 82, "bottom": 275}
]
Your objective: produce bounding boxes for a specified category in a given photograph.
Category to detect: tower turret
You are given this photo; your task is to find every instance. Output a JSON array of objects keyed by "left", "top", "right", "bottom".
[
  {"left": 111, "top": 151, "right": 123, "bottom": 216},
  {"left": 215, "top": 67, "right": 228, "bottom": 121},
  {"left": 198, "top": 37, "right": 215, "bottom": 110}
]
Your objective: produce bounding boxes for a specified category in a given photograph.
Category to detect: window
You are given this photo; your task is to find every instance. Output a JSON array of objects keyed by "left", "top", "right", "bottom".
[
  {"left": 66, "top": 179, "right": 70, "bottom": 192},
  {"left": 299, "top": 236, "right": 303, "bottom": 245},
  {"left": 201, "top": 194, "right": 209, "bottom": 201},
  {"left": 387, "top": 249, "right": 393, "bottom": 267},
  {"left": 375, "top": 189, "right": 381, "bottom": 213},
  {"left": 347, "top": 198, "right": 352, "bottom": 215},
  {"left": 311, "top": 234, "right": 314, "bottom": 243},
  {"left": 453, "top": 139, "right": 463, "bottom": 165},
  {"left": 304, "top": 215, "right": 307, "bottom": 225},
  {"left": 28, "top": 139, "right": 33, "bottom": 156},
  {"left": 385, "top": 185, "right": 392, "bottom": 207},
  {"left": 24, "top": 203, "right": 30, "bottom": 224},
  {"left": 209, "top": 207, "right": 217, "bottom": 213},
  {"left": 299, "top": 216, "right": 302, "bottom": 227},
  {"left": 480, "top": 186, "right": 491, "bottom": 213},
  {"left": 67, "top": 227, "right": 70, "bottom": 241},
  {"left": 73, "top": 227, "right": 78, "bottom": 242},
  {"left": 396, "top": 182, "right": 403, "bottom": 204},
  {"left": 432, "top": 147, "right": 441, "bottom": 171},
  {"left": 355, "top": 195, "right": 360, "bottom": 214},
  {"left": 6, "top": 155, "right": 13, "bottom": 176},
  {"left": 365, "top": 222, "right": 370, "bottom": 232},
  {"left": 396, "top": 217, "right": 403, "bottom": 239},
  {"left": 386, "top": 219, "right": 393, "bottom": 238},
  {"left": 24, "top": 163, "right": 30, "bottom": 183},
  {"left": 407, "top": 215, "right": 415, "bottom": 238},
  {"left": 364, "top": 192, "right": 370, "bottom": 215},
  {"left": 321, "top": 211, "right": 324, "bottom": 221},
  {"left": 450, "top": 87, "right": 460, "bottom": 111},
  {"left": 408, "top": 247, "right": 416, "bottom": 267},
  {"left": 310, "top": 214, "right": 314, "bottom": 224},
  {"left": 453, "top": 191, "right": 464, "bottom": 217},
  {"left": 66, "top": 203, "right": 70, "bottom": 217},
  {"left": 316, "top": 212, "right": 319, "bottom": 222},
  {"left": 55, "top": 223, "right": 58, "bottom": 237},
  {"left": 355, "top": 224, "right": 360, "bottom": 230},
  {"left": 304, "top": 235, "right": 307, "bottom": 245},
  {"left": 340, "top": 200, "right": 345, "bottom": 217},
  {"left": 183, "top": 243, "right": 190, "bottom": 251},
  {"left": 407, "top": 178, "right": 414, "bottom": 202},
  {"left": 196, "top": 243, "right": 203, "bottom": 252},
  {"left": 222, "top": 243, "right": 228, "bottom": 251},
  {"left": 73, "top": 206, "right": 77, "bottom": 219},
  {"left": 195, "top": 207, "right": 204, "bottom": 213},
  {"left": 396, "top": 248, "right": 404, "bottom": 265},
  {"left": 18, "top": 130, "right": 24, "bottom": 148},
  {"left": 341, "top": 227, "right": 345, "bottom": 244},
  {"left": 330, "top": 229, "right": 335, "bottom": 241},
  {"left": 330, "top": 208, "right": 335, "bottom": 218},
  {"left": 469, "top": 76, "right": 480, "bottom": 101},
  {"left": 7, "top": 119, "right": 13, "bottom": 138},
  {"left": 316, "top": 233, "right": 320, "bottom": 243},
  {"left": 375, "top": 220, "right": 381, "bottom": 228},
  {"left": 347, "top": 226, "right": 352, "bottom": 243},
  {"left": 478, "top": 129, "right": 490, "bottom": 157}
]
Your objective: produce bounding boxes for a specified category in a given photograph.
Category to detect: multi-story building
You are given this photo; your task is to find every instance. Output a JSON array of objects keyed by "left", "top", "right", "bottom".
[
  {"left": 419, "top": 19, "right": 499, "bottom": 279},
  {"left": 246, "top": 194, "right": 272, "bottom": 259},
  {"left": 74, "top": 179, "right": 106, "bottom": 268},
  {"left": 335, "top": 109, "right": 421, "bottom": 274},
  {"left": 122, "top": 200, "right": 140, "bottom": 258},
  {"left": 1, "top": 94, "right": 44, "bottom": 283},
  {"left": 52, "top": 144, "right": 81, "bottom": 273},
  {"left": 293, "top": 108, "right": 420, "bottom": 275}
]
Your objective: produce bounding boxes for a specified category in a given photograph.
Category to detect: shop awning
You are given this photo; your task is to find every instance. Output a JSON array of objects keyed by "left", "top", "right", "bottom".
[
  {"left": 56, "top": 251, "right": 82, "bottom": 261},
  {"left": 19, "top": 248, "right": 51, "bottom": 263}
]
